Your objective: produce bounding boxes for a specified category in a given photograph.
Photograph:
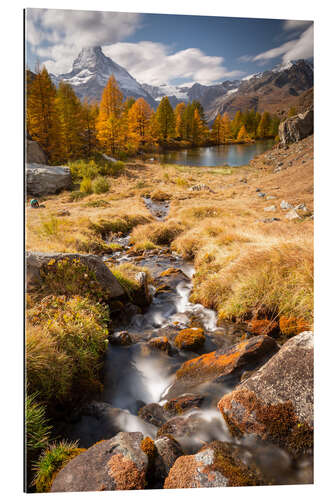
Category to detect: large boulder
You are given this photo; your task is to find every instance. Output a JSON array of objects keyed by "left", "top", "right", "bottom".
[
  {"left": 26, "top": 163, "right": 72, "bottom": 196},
  {"left": 278, "top": 107, "right": 313, "bottom": 144},
  {"left": 26, "top": 252, "right": 125, "bottom": 300},
  {"left": 164, "top": 441, "right": 265, "bottom": 488},
  {"left": 218, "top": 331, "right": 313, "bottom": 457},
  {"left": 51, "top": 432, "right": 148, "bottom": 492},
  {"left": 26, "top": 139, "right": 47, "bottom": 164},
  {"left": 165, "top": 335, "right": 279, "bottom": 398}
]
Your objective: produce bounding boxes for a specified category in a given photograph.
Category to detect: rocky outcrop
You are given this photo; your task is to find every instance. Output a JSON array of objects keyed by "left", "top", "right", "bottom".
[
  {"left": 218, "top": 331, "right": 313, "bottom": 457},
  {"left": 279, "top": 107, "right": 313, "bottom": 144},
  {"left": 165, "top": 335, "right": 279, "bottom": 398},
  {"left": 51, "top": 432, "right": 148, "bottom": 492},
  {"left": 26, "top": 140, "right": 47, "bottom": 164},
  {"left": 26, "top": 252, "right": 125, "bottom": 300},
  {"left": 164, "top": 441, "right": 265, "bottom": 488},
  {"left": 26, "top": 163, "right": 72, "bottom": 196}
]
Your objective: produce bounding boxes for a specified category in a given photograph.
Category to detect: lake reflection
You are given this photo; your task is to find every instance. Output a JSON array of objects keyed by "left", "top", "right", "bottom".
[{"left": 158, "top": 140, "right": 275, "bottom": 167}]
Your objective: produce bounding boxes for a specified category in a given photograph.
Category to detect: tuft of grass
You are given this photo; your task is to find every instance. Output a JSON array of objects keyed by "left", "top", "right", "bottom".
[
  {"left": 84, "top": 199, "right": 110, "bottom": 208},
  {"left": 75, "top": 236, "right": 121, "bottom": 255},
  {"left": 133, "top": 240, "right": 158, "bottom": 252},
  {"left": 109, "top": 262, "right": 151, "bottom": 299},
  {"left": 33, "top": 440, "right": 84, "bottom": 492},
  {"left": 67, "top": 190, "right": 88, "bottom": 202},
  {"left": 26, "top": 294, "right": 110, "bottom": 405},
  {"left": 150, "top": 189, "right": 170, "bottom": 201},
  {"left": 175, "top": 177, "right": 189, "bottom": 187},
  {"left": 131, "top": 220, "right": 184, "bottom": 246},
  {"left": 26, "top": 394, "right": 52, "bottom": 457},
  {"left": 39, "top": 216, "right": 60, "bottom": 237},
  {"left": 80, "top": 177, "right": 93, "bottom": 194},
  {"left": 92, "top": 176, "right": 109, "bottom": 194},
  {"left": 89, "top": 214, "right": 150, "bottom": 237}
]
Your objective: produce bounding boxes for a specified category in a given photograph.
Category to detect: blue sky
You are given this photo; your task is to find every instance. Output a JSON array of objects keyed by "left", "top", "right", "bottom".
[{"left": 26, "top": 10, "right": 313, "bottom": 86}]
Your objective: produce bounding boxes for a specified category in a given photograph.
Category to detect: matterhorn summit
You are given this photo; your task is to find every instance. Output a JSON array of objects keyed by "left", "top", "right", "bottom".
[{"left": 51, "top": 46, "right": 156, "bottom": 106}]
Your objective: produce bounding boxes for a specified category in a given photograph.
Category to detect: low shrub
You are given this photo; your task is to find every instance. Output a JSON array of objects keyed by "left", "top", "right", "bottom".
[
  {"left": 92, "top": 176, "right": 109, "bottom": 194},
  {"left": 39, "top": 257, "right": 110, "bottom": 301},
  {"left": 80, "top": 177, "right": 93, "bottom": 194},
  {"left": 69, "top": 159, "right": 99, "bottom": 183},
  {"left": 33, "top": 440, "right": 84, "bottom": 492}
]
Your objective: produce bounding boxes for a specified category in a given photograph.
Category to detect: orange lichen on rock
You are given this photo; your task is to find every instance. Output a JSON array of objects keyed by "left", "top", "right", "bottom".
[
  {"left": 148, "top": 336, "right": 171, "bottom": 353},
  {"left": 140, "top": 437, "right": 156, "bottom": 459},
  {"left": 218, "top": 388, "right": 312, "bottom": 457},
  {"left": 164, "top": 455, "right": 199, "bottom": 489},
  {"left": 248, "top": 318, "right": 279, "bottom": 337},
  {"left": 175, "top": 335, "right": 278, "bottom": 384},
  {"left": 159, "top": 267, "right": 183, "bottom": 277},
  {"left": 174, "top": 328, "right": 205, "bottom": 351},
  {"left": 279, "top": 316, "right": 309, "bottom": 336},
  {"left": 107, "top": 453, "right": 146, "bottom": 490}
]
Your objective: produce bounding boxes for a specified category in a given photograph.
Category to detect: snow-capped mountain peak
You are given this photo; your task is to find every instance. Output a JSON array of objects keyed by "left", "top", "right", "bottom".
[{"left": 51, "top": 46, "right": 156, "bottom": 106}]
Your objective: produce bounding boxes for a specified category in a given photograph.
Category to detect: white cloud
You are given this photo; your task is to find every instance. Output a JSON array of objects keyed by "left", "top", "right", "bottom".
[
  {"left": 103, "top": 42, "right": 243, "bottom": 86},
  {"left": 26, "top": 8, "right": 142, "bottom": 74},
  {"left": 283, "top": 20, "right": 313, "bottom": 31},
  {"left": 244, "top": 24, "right": 313, "bottom": 65}
]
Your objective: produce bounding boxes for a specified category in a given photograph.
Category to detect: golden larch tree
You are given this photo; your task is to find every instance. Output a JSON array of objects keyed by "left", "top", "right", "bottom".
[{"left": 26, "top": 66, "right": 62, "bottom": 163}]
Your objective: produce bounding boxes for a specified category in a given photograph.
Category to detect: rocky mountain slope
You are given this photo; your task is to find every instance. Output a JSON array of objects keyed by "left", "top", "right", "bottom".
[
  {"left": 142, "top": 60, "right": 313, "bottom": 121},
  {"left": 50, "top": 46, "right": 156, "bottom": 107},
  {"left": 47, "top": 47, "right": 313, "bottom": 121}
]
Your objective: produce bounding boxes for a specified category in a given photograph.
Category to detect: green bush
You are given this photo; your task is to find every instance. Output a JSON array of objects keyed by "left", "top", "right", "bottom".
[
  {"left": 69, "top": 157, "right": 125, "bottom": 182},
  {"left": 80, "top": 177, "right": 93, "bottom": 194},
  {"left": 33, "top": 440, "right": 84, "bottom": 492},
  {"left": 69, "top": 159, "right": 99, "bottom": 183},
  {"left": 92, "top": 176, "right": 109, "bottom": 194}
]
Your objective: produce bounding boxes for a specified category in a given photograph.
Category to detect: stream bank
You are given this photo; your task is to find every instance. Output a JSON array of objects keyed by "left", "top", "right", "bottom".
[{"left": 59, "top": 196, "right": 313, "bottom": 488}]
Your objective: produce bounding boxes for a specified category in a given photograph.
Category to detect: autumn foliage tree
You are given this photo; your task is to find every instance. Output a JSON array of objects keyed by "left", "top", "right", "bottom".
[
  {"left": 155, "top": 97, "right": 175, "bottom": 141},
  {"left": 96, "top": 75, "right": 126, "bottom": 155},
  {"left": 56, "top": 82, "right": 85, "bottom": 160},
  {"left": 128, "top": 97, "right": 154, "bottom": 148},
  {"left": 26, "top": 67, "right": 62, "bottom": 163},
  {"left": 26, "top": 66, "right": 281, "bottom": 162}
]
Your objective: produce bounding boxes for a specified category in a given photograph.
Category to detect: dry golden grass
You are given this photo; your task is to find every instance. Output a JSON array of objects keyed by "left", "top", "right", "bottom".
[{"left": 26, "top": 137, "right": 313, "bottom": 326}]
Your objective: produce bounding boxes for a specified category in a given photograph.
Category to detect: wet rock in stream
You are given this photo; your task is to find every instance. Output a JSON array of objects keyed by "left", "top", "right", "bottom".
[{"left": 165, "top": 335, "right": 279, "bottom": 399}]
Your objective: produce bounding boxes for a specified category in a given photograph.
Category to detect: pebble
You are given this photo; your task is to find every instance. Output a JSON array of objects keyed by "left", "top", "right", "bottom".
[
  {"left": 280, "top": 200, "right": 293, "bottom": 210},
  {"left": 258, "top": 192, "right": 266, "bottom": 198},
  {"left": 264, "top": 205, "right": 277, "bottom": 212}
]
